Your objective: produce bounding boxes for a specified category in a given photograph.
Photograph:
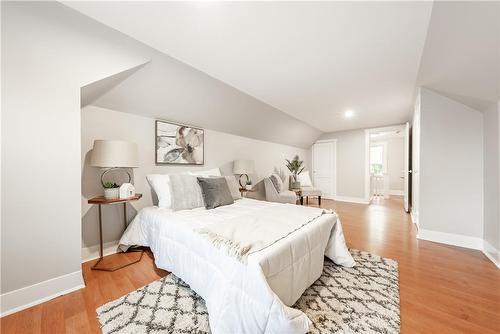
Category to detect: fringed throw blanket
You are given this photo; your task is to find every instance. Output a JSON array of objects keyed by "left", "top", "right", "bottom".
[{"left": 196, "top": 204, "right": 335, "bottom": 262}]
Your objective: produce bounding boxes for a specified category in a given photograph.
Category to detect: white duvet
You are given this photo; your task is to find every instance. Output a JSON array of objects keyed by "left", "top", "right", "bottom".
[{"left": 120, "top": 198, "right": 355, "bottom": 334}]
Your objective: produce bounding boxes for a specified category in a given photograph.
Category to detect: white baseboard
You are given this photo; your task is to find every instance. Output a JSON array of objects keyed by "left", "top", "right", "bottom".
[
  {"left": 417, "top": 228, "right": 483, "bottom": 250},
  {"left": 389, "top": 189, "right": 404, "bottom": 196},
  {"left": 333, "top": 196, "right": 370, "bottom": 204},
  {"left": 483, "top": 240, "right": 500, "bottom": 269},
  {"left": 81, "top": 240, "right": 120, "bottom": 263},
  {"left": 410, "top": 210, "right": 419, "bottom": 230},
  {"left": 0, "top": 270, "right": 84, "bottom": 317}
]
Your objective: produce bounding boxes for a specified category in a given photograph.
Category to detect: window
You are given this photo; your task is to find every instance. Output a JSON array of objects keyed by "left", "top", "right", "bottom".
[{"left": 370, "top": 143, "right": 387, "bottom": 175}]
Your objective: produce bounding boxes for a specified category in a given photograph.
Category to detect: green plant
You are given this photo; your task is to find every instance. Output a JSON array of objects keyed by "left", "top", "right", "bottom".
[
  {"left": 103, "top": 181, "right": 119, "bottom": 189},
  {"left": 246, "top": 179, "right": 252, "bottom": 186},
  {"left": 285, "top": 155, "right": 304, "bottom": 182}
]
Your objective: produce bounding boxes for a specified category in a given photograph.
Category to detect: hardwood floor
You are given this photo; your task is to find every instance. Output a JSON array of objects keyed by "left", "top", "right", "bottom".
[{"left": 2, "top": 197, "right": 499, "bottom": 333}]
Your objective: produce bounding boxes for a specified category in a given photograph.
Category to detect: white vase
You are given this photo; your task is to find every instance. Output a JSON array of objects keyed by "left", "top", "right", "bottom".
[{"left": 104, "top": 188, "right": 119, "bottom": 200}]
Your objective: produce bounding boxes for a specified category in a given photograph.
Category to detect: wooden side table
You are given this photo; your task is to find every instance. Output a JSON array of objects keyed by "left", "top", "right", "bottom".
[
  {"left": 291, "top": 188, "right": 304, "bottom": 205},
  {"left": 239, "top": 188, "right": 256, "bottom": 197},
  {"left": 88, "top": 194, "right": 143, "bottom": 271}
]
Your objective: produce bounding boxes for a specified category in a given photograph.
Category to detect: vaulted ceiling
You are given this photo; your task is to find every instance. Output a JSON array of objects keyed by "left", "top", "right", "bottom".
[{"left": 66, "top": 1, "right": 499, "bottom": 133}]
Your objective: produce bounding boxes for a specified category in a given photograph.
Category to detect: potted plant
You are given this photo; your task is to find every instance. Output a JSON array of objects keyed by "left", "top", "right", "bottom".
[
  {"left": 245, "top": 179, "right": 253, "bottom": 190},
  {"left": 103, "top": 181, "right": 120, "bottom": 200},
  {"left": 285, "top": 155, "right": 305, "bottom": 189}
]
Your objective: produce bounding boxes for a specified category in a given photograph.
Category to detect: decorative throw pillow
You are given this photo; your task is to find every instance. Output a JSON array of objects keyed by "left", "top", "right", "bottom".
[
  {"left": 168, "top": 174, "right": 205, "bottom": 211},
  {"left": 298, "top": 171, "right": 313, "bottom": 187},
  {"left": 146, "top": 174, "right": 172, "bottom": 209},
  {"left": 197, "top": 177, "right": 235, "bottom": 209},
  {"left": 224, "top": 175, "right": 241, "bottom": 200},
  {"left": 269, "top": 174, "right": 283, "bottom": 193}
]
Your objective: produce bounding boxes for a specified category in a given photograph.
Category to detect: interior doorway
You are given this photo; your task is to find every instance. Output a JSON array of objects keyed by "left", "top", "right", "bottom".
[
  {"left": 312, "top": 140, "right": 337, "bottom": 199},
  {"left": 365, "top": 124, "right": 410, "bottom": 212}
]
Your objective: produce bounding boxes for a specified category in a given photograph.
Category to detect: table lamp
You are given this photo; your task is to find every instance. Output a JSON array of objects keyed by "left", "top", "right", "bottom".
[
  {"left": 233, "top": 159, "right": 255, "bottom": 188},
  {"left": 90, "top": 140, "right": 139, "bottom": 187}
]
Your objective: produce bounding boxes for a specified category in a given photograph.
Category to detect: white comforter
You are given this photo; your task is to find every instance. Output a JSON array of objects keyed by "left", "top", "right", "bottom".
[{"left": 120, "top": 198, "right": 354, "bottom": 334}]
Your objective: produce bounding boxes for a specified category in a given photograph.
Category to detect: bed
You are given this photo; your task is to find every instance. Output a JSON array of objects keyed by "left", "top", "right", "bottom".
[{"left": 120, "top": 197, "right": 354, "bottom": 333}]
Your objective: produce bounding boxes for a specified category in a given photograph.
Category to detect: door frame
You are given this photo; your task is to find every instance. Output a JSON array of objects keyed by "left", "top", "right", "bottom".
[{"left": 311, "top": 139, "right": 337, "bottom": 199}]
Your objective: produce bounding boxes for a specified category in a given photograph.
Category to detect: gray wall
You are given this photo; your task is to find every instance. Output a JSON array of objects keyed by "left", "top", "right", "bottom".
[
  {"left": 483, "top": 103, "right": 500, "bottom": 252},
  {"left": 1, "top": 1, "right": 318, "bottom": 308},
  {"left": 419, "top": 88, "right": 483, "bottom": 238},
  {"left": 81, "top": 106, "right": 311, "bottom": 260},
  {"left": 319, "top": 129, "right": 366, "bottom": 199},
  {"left": 1, "top": 1, "right": 151, "bottom": 297}
]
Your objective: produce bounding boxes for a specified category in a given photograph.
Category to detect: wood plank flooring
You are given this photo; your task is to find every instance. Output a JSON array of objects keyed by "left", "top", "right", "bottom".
[{"left": 2, "top": 197, "right": 499, "bottom": 333}]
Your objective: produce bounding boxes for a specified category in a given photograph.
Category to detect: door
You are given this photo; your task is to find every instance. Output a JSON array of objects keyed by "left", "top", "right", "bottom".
[
  {"left": 312, "top": 141, "right": 336, "bottom": 199},
  {"left": 403, "top": 122, "right": 410, "bottom": 212}
]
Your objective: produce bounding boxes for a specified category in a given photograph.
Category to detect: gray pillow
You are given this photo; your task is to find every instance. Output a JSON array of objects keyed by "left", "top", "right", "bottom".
[
  {"left": 168, "top": 174, "right": 205, "bottom": 211},
  {"left": 269, "top": 174, "right": 283, "bottom": 193},
  {"left": 197, "top": 177, "right": 234, "bottom": 209}
]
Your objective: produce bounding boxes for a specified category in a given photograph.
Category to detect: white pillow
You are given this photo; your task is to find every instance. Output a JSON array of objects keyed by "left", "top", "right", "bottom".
[
  {"left": 224, "top": 175, "right": 241, "bottom": 200},
  {"left": 298, "top": 171, "right": 313, "bottom": 187},
  {"left": 146, "top": 174, "right": 172, "bottom": 209},
  {"left": 188, "top": 167, "right": 222, "bottom": 177}
]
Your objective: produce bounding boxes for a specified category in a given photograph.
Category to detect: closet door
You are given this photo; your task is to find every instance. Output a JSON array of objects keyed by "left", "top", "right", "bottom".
[{"left": 312, "top": 140, "right": 336, "bottom": 199}]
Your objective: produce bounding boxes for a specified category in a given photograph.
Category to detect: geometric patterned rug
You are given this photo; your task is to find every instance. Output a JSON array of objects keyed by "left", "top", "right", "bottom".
[{"left": 97, "top": 249, "right": 400, "bottom": 334}]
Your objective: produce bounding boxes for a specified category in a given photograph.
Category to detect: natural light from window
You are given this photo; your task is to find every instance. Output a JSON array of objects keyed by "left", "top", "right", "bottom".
[{"left": 370, "top": 144, "right": 385, "bottom": 175}]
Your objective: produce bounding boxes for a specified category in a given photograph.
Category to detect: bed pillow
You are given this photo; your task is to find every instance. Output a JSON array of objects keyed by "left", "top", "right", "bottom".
[
  {"left": 146, "top": 174, "right": 172, "bottom": 209},
  {"left": 298, "top": 171, "right": 313, "bottom": 187},
  {"left": 224, "top": 175, "right": 242, "bottom": 200},
  {"left": 168, "top": 174, "right": 205, "bottom": 211},
  {"left": 197, "top": 177, "right": 234, "bottom": 209},
  {"left": 269, "top": 174, "right": 283, "bottom": 193},
  {"left": 189, "top": 167, "right": 222, "bottom": 177}
]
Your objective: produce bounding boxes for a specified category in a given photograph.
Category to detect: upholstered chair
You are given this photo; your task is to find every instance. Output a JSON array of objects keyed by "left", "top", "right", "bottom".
[{"left": 264, "top": 176, "right": 296, "bottom": 204}]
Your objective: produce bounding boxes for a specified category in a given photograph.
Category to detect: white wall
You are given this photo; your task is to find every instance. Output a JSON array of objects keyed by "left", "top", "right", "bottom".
[
  {"left": 483, "top": 102, "right": 500, "bottom": 264},
  {"left": 1, "top": 2, "right": 151, "bottom": 315},
  {"left": 81, "top": 106, "right": 310, "bottom": 260},
  {"left": 416, "top": 88, "right": 484, "bottom": 246},
  {"left": 318, "top": 129, "right": 367, "bottom": 201},
  {"left": 1, "top": 2, "right": 317, "bottom": 315},
  {"left": 372, "top": 137, "right": 405, "bottom": 192}
]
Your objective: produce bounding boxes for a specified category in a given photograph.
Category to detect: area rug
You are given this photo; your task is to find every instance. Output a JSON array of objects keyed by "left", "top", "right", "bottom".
[{"left": 96, "top": 250, "right": 400, "bottom": 334}]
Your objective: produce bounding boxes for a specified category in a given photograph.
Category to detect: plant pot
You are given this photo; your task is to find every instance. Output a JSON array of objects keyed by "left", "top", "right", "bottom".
[
  {"left": 291, "top": 181, "right": 301, "bottom": 189},
  {"left": 104, "top": 188, "right": 119, "bottom": 200},
  {"left": 245, "top": 185, "right": 252, "bottom": 190}
]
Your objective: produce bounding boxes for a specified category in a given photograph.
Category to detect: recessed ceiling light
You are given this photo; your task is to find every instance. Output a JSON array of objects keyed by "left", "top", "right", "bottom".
[{"left": 344, "top": 110, "right": 354, "bottom": 118}]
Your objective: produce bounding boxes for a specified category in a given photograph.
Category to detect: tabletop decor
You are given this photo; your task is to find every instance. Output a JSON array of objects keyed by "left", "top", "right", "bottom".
[
  {"left": 156, "top": 120, "right": 204, "bottom": 165},
  {"left": 233, "top": 159, "right": 255, "bottom": 187}
]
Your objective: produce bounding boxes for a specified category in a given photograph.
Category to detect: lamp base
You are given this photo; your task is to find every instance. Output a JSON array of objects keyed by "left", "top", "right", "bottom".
[
  {"left": 101, "top": 167, "right": 132, "bottom": 187},
  {"left": 238, "top": 174, "right": 249, "bottom": 188}
]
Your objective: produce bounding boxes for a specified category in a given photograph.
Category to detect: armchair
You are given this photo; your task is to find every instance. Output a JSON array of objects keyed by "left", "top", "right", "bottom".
[{"left": 264, "top": 177, "right": 296, "bottom": 204}]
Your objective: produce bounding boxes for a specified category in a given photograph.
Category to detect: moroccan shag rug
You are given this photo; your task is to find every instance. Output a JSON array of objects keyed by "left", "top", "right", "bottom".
[{"left": 96, "top": 250, "right": 400, "bottom": 334}]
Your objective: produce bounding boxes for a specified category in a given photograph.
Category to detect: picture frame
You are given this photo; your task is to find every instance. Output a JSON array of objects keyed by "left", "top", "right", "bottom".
[{"left": 155, "top": 120, "right": 205, "bottom": 165}]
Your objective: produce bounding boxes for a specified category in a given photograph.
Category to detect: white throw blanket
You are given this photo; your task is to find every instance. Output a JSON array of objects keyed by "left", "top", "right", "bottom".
[{"left": 197, "top": 204, "right": 333, "bottom": 262}]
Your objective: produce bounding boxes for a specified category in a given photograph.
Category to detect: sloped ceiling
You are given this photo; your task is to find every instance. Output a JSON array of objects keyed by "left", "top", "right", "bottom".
[
  {"left": 67, "top": 1, "right": 499, "bottom": 138},
  {"left": 417, "top": 1, "right": 500, "bottom": 111},
  {"left": 64, "top": 1, "right": 433, "bottom": 133}
]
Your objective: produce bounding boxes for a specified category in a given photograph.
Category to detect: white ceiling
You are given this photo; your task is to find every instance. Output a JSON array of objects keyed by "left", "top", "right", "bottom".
[
  {"left": 65, "top": 1, "right": 499, "bottom": 133},
  {"left": 64, "top": 1, "right": 433, "bottom": 133},
  {"left": 417, "top": 1, "right": 500, "bottom": 111}
]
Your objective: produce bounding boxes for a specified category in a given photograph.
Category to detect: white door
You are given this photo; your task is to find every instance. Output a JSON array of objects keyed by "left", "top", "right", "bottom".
[
  {"left": 312, "top": 141, "right": 336, "bottom": 199},
  {"left": 403, "top": 122, "right": 410, "bottom": 212}
]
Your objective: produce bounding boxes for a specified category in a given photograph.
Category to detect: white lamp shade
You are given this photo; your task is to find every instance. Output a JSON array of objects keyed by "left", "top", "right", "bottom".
[
  {"left": 233, "top": 160, "right": 255, "bottom": 174},
  {"left": 90, "top": 140, "right": 139, "bottom": 168}
]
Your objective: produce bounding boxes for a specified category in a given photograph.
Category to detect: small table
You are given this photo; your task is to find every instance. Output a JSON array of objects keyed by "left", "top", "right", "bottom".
[
  {"left": 291, "top": 188, "right": 304, "bottom": 205},
  {"left": 88, "top": 194, "right": 143, "bottom": 271},
  {"left": 239, "top": 188, "right": 256, "bottom": 197}
]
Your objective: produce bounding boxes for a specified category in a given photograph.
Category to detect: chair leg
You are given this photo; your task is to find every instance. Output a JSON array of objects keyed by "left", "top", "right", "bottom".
[
  {"left": 318, "top": 196, "right": 321, "bottom": 207},
  {"left": 306, "top": 196, "right": 309, "bottom": 204}
]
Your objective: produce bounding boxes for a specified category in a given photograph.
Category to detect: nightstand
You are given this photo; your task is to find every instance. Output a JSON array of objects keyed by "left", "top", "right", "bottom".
[
  {"left": 239, "top": 188, "right": 256, "bottom": 197},
  {"left": 88, "top": 194, "right": 143, "bottom": 271}
]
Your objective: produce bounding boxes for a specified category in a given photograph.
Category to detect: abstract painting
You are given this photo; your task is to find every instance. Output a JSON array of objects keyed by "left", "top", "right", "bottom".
[{"left": 155, "top": 120, "right": 204, "bottom": 165}]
